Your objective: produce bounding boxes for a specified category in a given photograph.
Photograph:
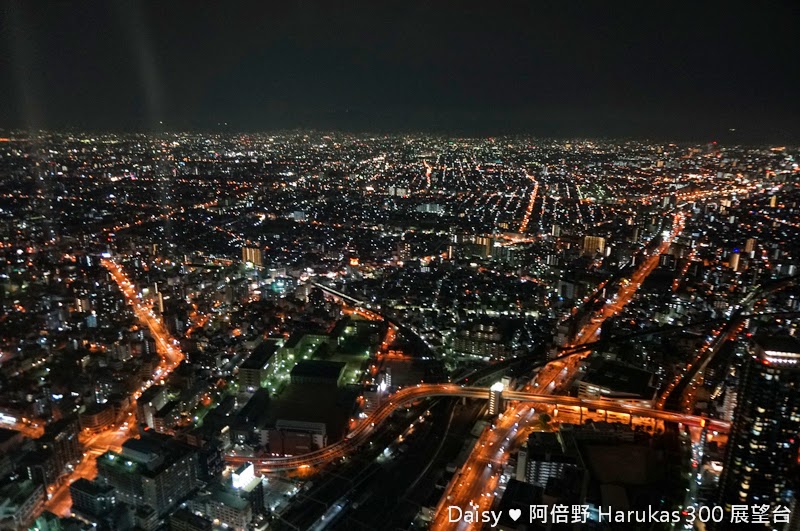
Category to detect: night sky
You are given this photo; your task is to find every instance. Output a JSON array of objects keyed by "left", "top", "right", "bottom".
[{"left": 1, "top": 1, "right": 798, "bottom": 141}]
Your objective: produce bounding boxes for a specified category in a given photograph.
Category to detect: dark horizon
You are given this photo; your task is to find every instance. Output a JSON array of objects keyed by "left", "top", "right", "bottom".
[{"left": 1, "top": 1, "right": 799, "bottom": 143}]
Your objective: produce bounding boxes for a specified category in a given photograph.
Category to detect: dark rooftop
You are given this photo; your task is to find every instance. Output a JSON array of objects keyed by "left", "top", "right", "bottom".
[
  {"left": 0, "top": 428, "right": 20, "bottom": 448},
  {"left": 582, "top": 358, "right": 657, "bottom": 399},
  {"left": 290, "top": 360, "right": 346, "bottom": 381},
  {"left": 170, "top": 508, "right": 213, "bottom": 530},
  {"left": 69, "top": 478, "right": 114, "bottom": 497},
  {"left": 495, "top": 479, "right": 544, "bottom": 530},
  {"left": 754, "top": 335, "right": 800, "bottom": 355},
  {"left": 241, "top": 340, "right": 280, "bottom": 370}
]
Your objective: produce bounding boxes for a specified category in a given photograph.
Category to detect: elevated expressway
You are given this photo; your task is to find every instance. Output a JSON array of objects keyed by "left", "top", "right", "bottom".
[
  {"left": 225, "top": 383, "right": 729, "bottom": 472},
  {"left": 225, "top": 213, "right": 698, "bottom": 473}
]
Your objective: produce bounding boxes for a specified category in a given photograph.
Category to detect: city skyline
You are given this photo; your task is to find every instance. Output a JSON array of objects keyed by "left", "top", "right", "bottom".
[
  {"left": 0, "top": 131, "right": 798, "bottom": 529},
  {"left": 0, "top": 3, "right": 799, "bottom": 530}
]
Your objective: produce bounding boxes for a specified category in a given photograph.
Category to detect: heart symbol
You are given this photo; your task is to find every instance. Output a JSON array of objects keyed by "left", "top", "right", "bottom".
[{"left": 508, "top": 508, "right": 522, "bottom": 521}]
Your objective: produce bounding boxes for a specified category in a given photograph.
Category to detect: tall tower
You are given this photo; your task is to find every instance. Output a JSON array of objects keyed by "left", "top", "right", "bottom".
[
  {"left": 718, "top": 336, "right": 800, "bottom": 526},
  {"left": 488, "top": 381, "right": 504, "bottom": 416}
]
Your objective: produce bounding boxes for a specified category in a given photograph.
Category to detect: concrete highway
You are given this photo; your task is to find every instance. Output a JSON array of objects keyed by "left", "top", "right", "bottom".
[{"left": 225, "top": 383, "right": 729, "bottom": 472}]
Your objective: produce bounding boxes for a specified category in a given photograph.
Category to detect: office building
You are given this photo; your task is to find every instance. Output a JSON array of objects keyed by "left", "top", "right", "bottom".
[
  {"left": 241, "top": 246, "right": 263, "bottom": 267},
  {"left": 0, "top": 479, "right": 45, "bottom": 529},
  {"left": 718, "top": 336, "right": 800, "bottom": 525},
  {"left": 583, "top": 235, "right": 606, "bottom": 256},
  {"left": 523, "top": 432, "right": 579, "bottom": 488},
  {"left": 238, "top": 341, "right": 280, "bottom": 392},
  {"left": 97, "top": 434, "right": 199, "bottom": 516}
]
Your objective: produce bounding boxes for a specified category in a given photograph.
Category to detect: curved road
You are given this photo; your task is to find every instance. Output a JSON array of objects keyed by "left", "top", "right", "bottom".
[{"left": 225, "top": 383, "right": 729, "bottom": 472}]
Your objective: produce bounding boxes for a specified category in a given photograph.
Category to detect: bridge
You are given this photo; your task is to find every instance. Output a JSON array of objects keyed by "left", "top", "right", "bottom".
[{"left": 225, "top": 383, "right": 729, "bottom": 472}]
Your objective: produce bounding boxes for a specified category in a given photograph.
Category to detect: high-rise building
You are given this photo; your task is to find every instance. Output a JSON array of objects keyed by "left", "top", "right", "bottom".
[
  {"left": 138, "top": 385, "right": 169, "bottom": 430},
  {"left": 241, "top": 246, "right": 262, "bottom": 267},
  {"left": 523, "top": 432, "right": 578, "bottom": 487},
  {"left": 745, "top": 237, "right": 757, "bottom": 254},
  {"left": 238, "top": 341, "right": 280, "bottom": 392},
  {"left": 397, "top": 239, "right": 412, "bottom": 261},
  {"left": 69, "top": 478, "right": 117, "bottom": 520},
  {"left": 515, "top": 444, "right": 528, "bottom": 482},
  {"left": 97, "top": 434, "right": 199, "bottom": 516},
  {"left": 453, "top": 323, "right": 508, "bottom": 360},
  {"left": 718, "top": 336, "right": 800, "bottom": 525},
  {"left": 39, "top": 417, "right": 81, "bottom": 477},
  {"left": 189, "top": 487, "right": 253, "bottom": 530},
  {"left": 474, "top": 235, "right": 493, "bottom": 258},
  {"left": 729, "top": 252, "right": 740, "bottom": 272},
  {"left": 659, "top": 253, "right": 677, "bottom": 270},
  {"left": 582, "top": 235, "right": 606, "bottom": 257},
  {"left": 488, "top": 381, "right": 504, "bottom": 416},
  {"left": 380, "top": 367, "right": 392, "bottom": 389},
  {"left": 0, "top": 479, "right": 45, "bottom": 529}
]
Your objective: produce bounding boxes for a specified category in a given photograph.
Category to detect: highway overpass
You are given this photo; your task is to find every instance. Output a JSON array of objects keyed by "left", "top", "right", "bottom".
[{"left": 225, "top": 383, "right": 729, "bottom": 472}]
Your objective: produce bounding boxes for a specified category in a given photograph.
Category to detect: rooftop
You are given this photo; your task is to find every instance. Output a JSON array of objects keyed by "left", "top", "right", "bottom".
[
  {"left": 69, "top": 478, "right": 114, "bottom": 497},
  {"left": 755, "top": 335, "right": 800, "bottom": 355},
  {"left": 581, "top": 358, "right": 657, "bottom": 399},
  {"left": 241, "top": 340, "right": 280, "bottom": 370},
  {"left": 290, "top": 360, "right": 346, "bottom": 381}
]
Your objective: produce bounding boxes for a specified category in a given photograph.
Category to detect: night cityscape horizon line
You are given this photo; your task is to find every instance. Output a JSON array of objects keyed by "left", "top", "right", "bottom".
[
  {"left": 1, "top": 126, "right": 797, "bottom": 148},
  {"left": 1, "top": 2, "right": 799, "bottom": 529}
]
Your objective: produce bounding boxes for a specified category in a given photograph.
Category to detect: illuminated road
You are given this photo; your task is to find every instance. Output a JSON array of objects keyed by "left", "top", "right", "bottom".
[
  {"left": 0, "top": 416, "right": 44, "bottom": 439},
  {"left": 45, "top": 425, "right": 134, "bottom": 516},
  {"left": 430, "top": 211, "right": 686, "bottom": 530},
  {"left": 518, "top": 173, "right": 539, "bottom": 233},
  {"left": 570, "top": 211, "right": 685, "bottom": 348},
  {"left": 102, "top": 259, "right": 184, "bottom": 371},
  {"left": 656, "top": 324, "right": 727, "bottom": 410},
  {"left": 49, "top": 213, "right": 693, "bottom": 516},
  {"left": 225, "top": 383, "right": 728, "bottom": 472},
  {"left": 430, "top": 405, "right": 535, "bottom": 531},
  {"left": 44, "top": 259, "right": 185, "bottom": 516}
]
